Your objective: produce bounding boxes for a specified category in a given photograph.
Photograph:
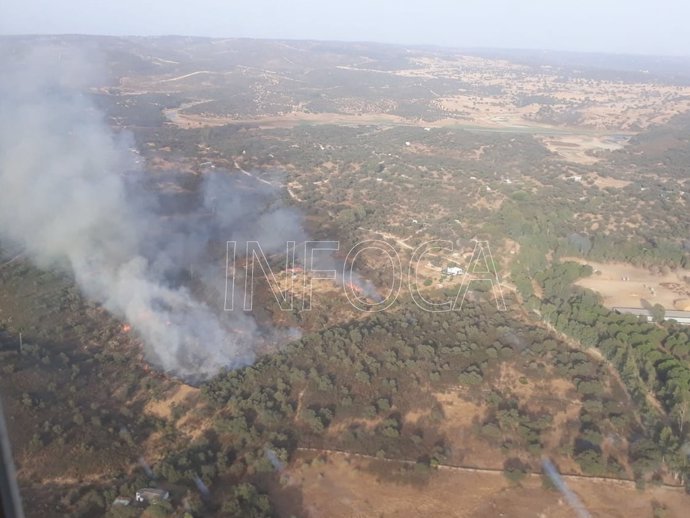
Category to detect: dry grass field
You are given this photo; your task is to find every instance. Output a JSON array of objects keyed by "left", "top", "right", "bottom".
[
  {"left": 566, "top": 258, "right": 690, "bottom": 310},
  {"left": 274, "top": 452, "right": 688, "bottom": 518}
]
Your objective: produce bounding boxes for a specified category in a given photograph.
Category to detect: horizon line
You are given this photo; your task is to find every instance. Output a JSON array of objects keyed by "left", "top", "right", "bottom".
[{"left": 2, "top": 32, "right": 690, "bottom": 60}]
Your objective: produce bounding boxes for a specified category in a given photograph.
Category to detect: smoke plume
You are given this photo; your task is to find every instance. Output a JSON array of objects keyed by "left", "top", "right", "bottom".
[{"left": 0, "top": 46, "right": 304, "bottom": 381}]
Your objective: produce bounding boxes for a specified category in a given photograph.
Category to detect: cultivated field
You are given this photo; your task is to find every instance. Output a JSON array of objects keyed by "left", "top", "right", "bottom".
[{"left": 568, "top": 258, "right": 690, "bottom": 310}]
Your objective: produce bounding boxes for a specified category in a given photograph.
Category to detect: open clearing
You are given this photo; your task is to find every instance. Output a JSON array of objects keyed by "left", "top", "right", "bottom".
[
  {"left": 566, "top": 258, "right": 690, "bottom": 310},
  {"left": 538, "top": 134, "right": 629, "bottom": 165},
  {"left": 277, "top": 452, "right": 688, "bottom": 518},
  {"left": 161, "top": 104, "right": 623, "bottom": 140}
]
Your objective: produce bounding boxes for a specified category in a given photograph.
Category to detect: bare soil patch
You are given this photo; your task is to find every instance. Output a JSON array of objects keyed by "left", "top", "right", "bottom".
[
  {"left": 278, "top": 451, "right": 689, "bottom": 518},
  {"left": 566, "top": 258, "right": 690, "bottom": 309}
]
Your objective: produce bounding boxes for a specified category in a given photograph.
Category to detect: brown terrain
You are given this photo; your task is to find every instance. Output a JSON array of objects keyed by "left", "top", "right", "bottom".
[{"left": 276, "top": 452, "right": 688, "bottom": 518}]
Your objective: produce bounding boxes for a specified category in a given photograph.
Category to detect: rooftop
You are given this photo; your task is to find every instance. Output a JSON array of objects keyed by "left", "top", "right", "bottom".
[{"left": 612, "top": 307, "right": 690, "bottom": 323}]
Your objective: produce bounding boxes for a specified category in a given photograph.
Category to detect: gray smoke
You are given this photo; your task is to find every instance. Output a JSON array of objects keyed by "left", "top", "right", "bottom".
[
  {"left": 568, "top": 232, "right": 592, "bottom": 255},
  {"left": 265, "top": 448, "right": 286, "bottom": 472},
  {"left": 193, "top": 475, "right": 211, "bottom": 499},
  {"left": 138, "top": 457, "right": 156, "bottom": 480},
  {"left": 541, "top": 457, "right": 591, "bottom": 518},
  {"left": 0, "top": 47, "right": 305, "bottom": 381},
  {"left": 297, "top": 241, "right": 384, "bottom": 304}
]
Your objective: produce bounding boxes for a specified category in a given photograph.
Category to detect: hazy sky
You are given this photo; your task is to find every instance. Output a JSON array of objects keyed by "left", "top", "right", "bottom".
[{"left": 1, "top": 0, "right": 688, "bottom": 56}]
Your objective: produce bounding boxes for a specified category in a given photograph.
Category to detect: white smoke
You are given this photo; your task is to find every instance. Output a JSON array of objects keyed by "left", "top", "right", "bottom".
[{"left": 0, "top": 46, "right": 303, "bottom": 382}]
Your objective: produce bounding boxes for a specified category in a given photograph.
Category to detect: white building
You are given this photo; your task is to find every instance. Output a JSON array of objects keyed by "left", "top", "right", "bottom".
[
  {"left": 445, "top": 267, "right": 464, "bottom": 276},
  {"left": 136, "top": 488, "right": 170, "bottom": 504},
  {"left": 613, "top": 307, "right": 690, "bottom": 326}
]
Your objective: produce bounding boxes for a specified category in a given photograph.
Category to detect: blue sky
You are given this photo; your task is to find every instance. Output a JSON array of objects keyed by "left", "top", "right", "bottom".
[{"left": 1, "top": 0, "right": 688, "bottom": 56}]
